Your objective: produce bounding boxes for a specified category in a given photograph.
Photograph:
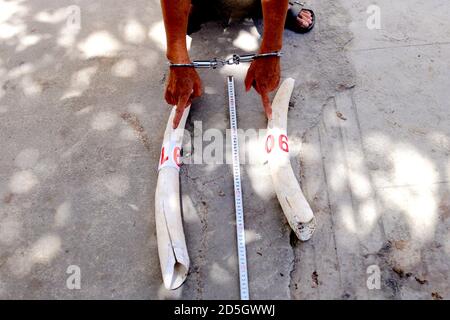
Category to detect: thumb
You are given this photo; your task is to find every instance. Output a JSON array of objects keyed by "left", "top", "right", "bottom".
[
  {"left": 261, "top": 91, "right": 272, "bottom": 120},
  {"left": 173, "top": 94, "right": 190, "bottom": 129}
]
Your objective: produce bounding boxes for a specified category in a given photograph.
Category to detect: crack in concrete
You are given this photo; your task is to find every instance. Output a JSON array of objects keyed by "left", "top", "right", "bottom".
[
  {"left": 120, "top": 112, "right": 151, "bottom": 152},
  {"left": 288, "top": 230, "right": 298, "bottom": 299}
]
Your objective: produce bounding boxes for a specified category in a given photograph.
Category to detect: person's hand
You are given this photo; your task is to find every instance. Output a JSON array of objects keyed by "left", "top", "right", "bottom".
[
  {"left": 165, "top": 66, "right": 202, "bottom": 128},
  {"left": 244, "top": 56, "right": 281, "bottom": 119}
]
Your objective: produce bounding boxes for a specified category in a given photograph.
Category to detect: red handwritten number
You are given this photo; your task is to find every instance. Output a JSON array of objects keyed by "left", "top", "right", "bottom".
[
  {"left": 160, "top": 147, "right": 169, "bottom": 165},
  {"left": 266, "top": 134, "right": 289, "bottom": 153},
  {"left": 266, "top": 135, "right": 275, "bottom": 153},
  {"left": 279, "top": 134, "right": 289, "bottom": 152},
  {"left": 173, "top": 147, "right": 181, "bottom": 167}
]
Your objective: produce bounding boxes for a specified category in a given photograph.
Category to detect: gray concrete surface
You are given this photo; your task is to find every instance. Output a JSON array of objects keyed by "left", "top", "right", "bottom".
[{"left": 0, "top": 0, "right": 449, "bottom": 299}]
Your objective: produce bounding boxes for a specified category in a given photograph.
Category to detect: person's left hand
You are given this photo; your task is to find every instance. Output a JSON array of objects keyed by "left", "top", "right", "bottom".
[{"left": 244, "top": 56, "right": 281, "bottom": 119}]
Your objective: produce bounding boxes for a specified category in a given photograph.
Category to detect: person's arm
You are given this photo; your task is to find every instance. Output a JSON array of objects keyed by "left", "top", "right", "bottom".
[
  {"left": 260, "top": 0, "right": 289, "bottom": 54},
  {"left": 161, "top": 0, "right": 191, "bottom": 63},
  {"left": 161, "top": 0, "right": 202, "bottom": 128},
  {"left": 245, "top": 0, "right": 289, "bottom": 119}
]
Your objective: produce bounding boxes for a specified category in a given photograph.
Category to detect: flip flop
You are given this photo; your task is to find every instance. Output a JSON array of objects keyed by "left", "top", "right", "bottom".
[{"left": 286, "top": 1, "right": 316, "bottom": 34}]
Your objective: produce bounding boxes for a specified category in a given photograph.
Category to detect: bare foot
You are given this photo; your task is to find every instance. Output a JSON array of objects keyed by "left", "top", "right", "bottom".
[{"left": 292, "top": 7, "right": 313, "bottom": 28}]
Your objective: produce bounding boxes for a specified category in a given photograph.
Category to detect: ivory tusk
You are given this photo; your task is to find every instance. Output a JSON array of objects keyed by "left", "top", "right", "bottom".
[
  {"left": 266, "top": 78, "right": 316, "bottom": 241},
  {"left": 155, "top": 106, "right": 190, "bottom": 290}
]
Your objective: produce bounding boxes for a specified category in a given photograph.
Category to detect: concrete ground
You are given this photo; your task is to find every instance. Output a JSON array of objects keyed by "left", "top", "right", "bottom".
[{"left": 0, "top": 0, "right": 449, "bottom": 299}]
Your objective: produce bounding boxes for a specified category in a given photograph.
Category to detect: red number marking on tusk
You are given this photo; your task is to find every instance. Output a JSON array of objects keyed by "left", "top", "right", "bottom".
[
  {"left": 160, "top": 147, "right": 169, "bottom": 165},
  {"left": 266, "top": 134, "right": 275, "bottom": 153},
  {"left": 279, "top": 134, "right": 289, "bottom": 152},
  {"left": 173, "top": 146, "right": 181, "bottom": 167}
]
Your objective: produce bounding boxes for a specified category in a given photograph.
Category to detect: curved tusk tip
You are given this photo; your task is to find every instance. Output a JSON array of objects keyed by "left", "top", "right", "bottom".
[
  {"left": 163, "top": 262, "right": 189, "bottom": 290},
  {"left": 295, "top": 216, "right": 317, "bottom": 242}
]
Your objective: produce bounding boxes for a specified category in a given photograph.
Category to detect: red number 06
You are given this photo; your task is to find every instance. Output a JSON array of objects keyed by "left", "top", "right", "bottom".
[
  {"left": 266, "top": 134, "right": 289, "bottom": 153},
  {"left": 265, "top": 135, "right": 275, "bottom": 153},
  {"left": 279, "top": 134, "right": 289, "bottom": 152}
]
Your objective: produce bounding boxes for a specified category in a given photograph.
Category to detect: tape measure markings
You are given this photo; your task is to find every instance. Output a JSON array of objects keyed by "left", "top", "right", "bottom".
[{"left": 227, "top": 76, "right": 249, "bottom": 300}]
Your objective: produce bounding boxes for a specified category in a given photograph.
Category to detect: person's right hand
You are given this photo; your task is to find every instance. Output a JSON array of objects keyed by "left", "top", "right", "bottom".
[{"left": 164, "top": 67, "right": 202, "bottom": 128}]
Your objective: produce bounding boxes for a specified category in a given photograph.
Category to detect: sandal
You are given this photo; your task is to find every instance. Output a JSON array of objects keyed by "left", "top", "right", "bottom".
[{"left": 286, "top": 1, "right": 316, "bottom": 34}]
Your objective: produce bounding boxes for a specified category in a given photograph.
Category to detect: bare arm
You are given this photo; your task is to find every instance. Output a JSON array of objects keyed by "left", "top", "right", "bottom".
[
  {"left": 161, "top": 0, "right": 202, "bottom": 128},
  {"left": 260, "top": 0, "right": 289, "bottom": 53},
  {"left": 161, "top": 0, "right": 191, "bottom": 63},
  {"left": 245, "top": 0, "right": 289, "bottom": 119}
]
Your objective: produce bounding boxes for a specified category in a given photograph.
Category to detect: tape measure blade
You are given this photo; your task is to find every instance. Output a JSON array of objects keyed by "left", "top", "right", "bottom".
[{"left": 227, "top": 76, "right": 249, "bottom": 300}]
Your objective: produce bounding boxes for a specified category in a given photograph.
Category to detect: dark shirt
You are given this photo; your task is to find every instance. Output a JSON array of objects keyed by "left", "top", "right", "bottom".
[{"left": 192, "top": 0, "right": 261, "bottom": 19}]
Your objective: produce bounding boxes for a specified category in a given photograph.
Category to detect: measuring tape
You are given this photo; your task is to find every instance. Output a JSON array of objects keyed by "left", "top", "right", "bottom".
[{"left": 227, "top": 76, "right": 249, "bottom": 300}]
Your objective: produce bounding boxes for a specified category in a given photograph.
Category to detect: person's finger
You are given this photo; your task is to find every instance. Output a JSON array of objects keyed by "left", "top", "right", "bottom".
[
  {"left": 172, "top": 105, "right": 185, "bottom": 129},
  {"left": 254, "top": 81, "right": 266, "bottom": 96},
  {"left": 178, "top": 92, "right": 191, "bottom": 109},
  {"left": 244, "top": 69, "right": 254, "bottom": 92},
  {"left": 261, "top": 91, "right": 272, "bottom": 120},
  {"left": 173, "top": 93, "right": 190, "bottom": 128}
]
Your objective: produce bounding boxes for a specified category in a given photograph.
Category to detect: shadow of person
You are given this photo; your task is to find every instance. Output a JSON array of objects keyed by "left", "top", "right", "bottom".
[{"left": 187, "top": 0, "right": 263, "bottom": 36}]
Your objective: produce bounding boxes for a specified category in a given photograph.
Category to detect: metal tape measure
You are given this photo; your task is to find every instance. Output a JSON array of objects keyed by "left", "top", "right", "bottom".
[{"left": 227, "top": 76, "right": 249, "bottom": 300}]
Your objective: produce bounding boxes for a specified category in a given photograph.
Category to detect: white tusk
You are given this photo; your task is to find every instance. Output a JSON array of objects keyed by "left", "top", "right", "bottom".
[
  {"left": 266, "top": 78, "right": 316, "bottom": 241},
  {"left": 155, "top": 106, "right": 190, "bottom": 290}
]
